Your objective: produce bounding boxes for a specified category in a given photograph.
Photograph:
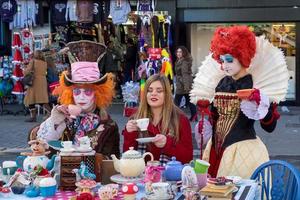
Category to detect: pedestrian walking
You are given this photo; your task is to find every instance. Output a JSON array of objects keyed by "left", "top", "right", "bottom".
[
  {"left": 23, "top": 50, "right": 51, "bottom": 122},
  {"left": 174, "top": 46, "right": 197, "bottom": 121}
]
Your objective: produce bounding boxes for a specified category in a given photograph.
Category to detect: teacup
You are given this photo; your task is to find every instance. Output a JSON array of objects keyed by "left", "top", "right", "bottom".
[
  {"left": 68, "top": 104, "right": 82, "bottom": 119},
  {"left": 61, "top": 141, "right": 73, "bottom": 149},
  {"left": 79, "top": 144, "right": 91, "bottom": 150},
  {"left": 98, "top": 184, "right": 119, "bottom": 200},
  {"left": 2, "top": 161, "right": 17, "bottom": 175},
  {"left": 152, "top": 182, "right": 171, "bottom": 198},
  {"left": 136, "top": 118, "right": 149, "bottom": 131},
  {"left": 196, "top": 173, "right": 208, "bottom": 189},
  {"left": 190, "top": 159, "right": 210, "bottom": 174}
]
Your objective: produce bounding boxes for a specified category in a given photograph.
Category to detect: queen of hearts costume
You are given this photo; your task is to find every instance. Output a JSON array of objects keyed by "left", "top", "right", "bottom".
[
  {"left": 190, "top": 26, "right": 289, "bottom": 178},
  {"left": 29, "top": 41, "right": 120, "bottom": 159}
]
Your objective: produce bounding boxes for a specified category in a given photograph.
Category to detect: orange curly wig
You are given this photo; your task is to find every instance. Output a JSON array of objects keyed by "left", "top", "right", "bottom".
[
  {"left": 210, "top": 26, "right": 256, "bottom": 68},
  {"left": 53, "top": 71, "right": 115, "bottom": 109}
]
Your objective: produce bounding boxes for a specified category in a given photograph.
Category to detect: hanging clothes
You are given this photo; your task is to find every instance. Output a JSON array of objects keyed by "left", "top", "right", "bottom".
[
  {"left": 137, "top": 0, "right": 155, "bottom": 12},
  {"left": 0, "top": 0, "right": 17, "bottom": 23},
  {"left": 65, "top": 0, "right": 78, "bottom": 22},
  {"left": 35, "top": 0, "right": 44, "bottom": 26},
  {"left": 151, "top": 15, "right": 159, "bottom": 48},
  {"left": 50, "top": 0, "right": 68, "bottom": 25},
  {"left": 109, "top": 0, "right": 131, "bottom": 25},
  {"left": 9, "top": 0, "right": 36, "bottom": 29},
  {"left": 76, "top": 0, "right": 94, "bottom": 23},
  {"left": 140, "top": 14, "right": 152, "bottom": 47},
  {"left": 93, "top": 0, "right": 102, "bottom": 23}
]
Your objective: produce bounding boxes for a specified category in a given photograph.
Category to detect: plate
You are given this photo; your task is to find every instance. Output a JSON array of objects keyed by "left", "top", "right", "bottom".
[
  {"left": 207, "top": 183, "right": 235, "bottom": 190},
  {"left": 110, "top": 174, "right": 143, "bottom": 184},
  {"left": 60, "top": 148, "right": 75, "bottom": 153},
  {"left": 48, "top": 140, "right": 63, "bottom": 150},
  {"left": 75, "top": 147, "right": 93, "bottom": 152},
  {"left": 146, "top": 194, "right": 173, "bottom": 200},
  {"left": 136, "top": 137, "right": 155, "bottom": 143},
  {"left": 225, "top": 176, "right": 242, "bottom": 184}
]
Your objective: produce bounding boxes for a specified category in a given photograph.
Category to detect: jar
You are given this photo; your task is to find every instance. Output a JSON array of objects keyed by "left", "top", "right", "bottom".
[{"left": 144, "top": 161, "right": 163, "bottom": 195}]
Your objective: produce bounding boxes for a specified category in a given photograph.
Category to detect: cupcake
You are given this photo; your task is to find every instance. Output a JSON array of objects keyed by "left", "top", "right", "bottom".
[{"left": 39, "top": 177, "right": 57, "bottom": 197}]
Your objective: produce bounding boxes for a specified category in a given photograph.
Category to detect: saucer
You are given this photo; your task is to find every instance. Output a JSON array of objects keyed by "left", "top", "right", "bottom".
[
  {"left": 48, "top": 140, "right": 63, "bottom": 150},
  {"left": 136, "top": 137, "right": 156, "bottom": 143},
  {"left": 110, "top": 174, "right": 143, "bottom": 184},
  {"left": 60, "top": 148, "right": 75, "bottom": 153},
  {"left": 146, "top": 194, "right": 173, "bottom": 200},
  {"left": 76, "top": 146, "right": 93, "bottom": 152}
]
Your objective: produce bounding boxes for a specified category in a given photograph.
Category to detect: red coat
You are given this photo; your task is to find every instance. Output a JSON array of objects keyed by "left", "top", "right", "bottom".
[{"left": 123, "top": 114, "right": 193, "bottom": 164}]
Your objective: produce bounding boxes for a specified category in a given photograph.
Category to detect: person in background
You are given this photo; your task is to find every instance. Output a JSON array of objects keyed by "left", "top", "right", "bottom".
[
  {"left": 123, "top": 74, "right": 193, "bottom": 164},
  {"left": 45, "top": 57, "right": 59, "bottom": 107},
  {"left": 24, "top": 50, "right": 51, "bottom": 122},
  {"left": 99, "top": 41, "right": 123, "bottom": 98},
  {"left": 174, "top": 46, "right": 197, "bottom": 121},
  {"left": 123, "top": 38, "right": 137, "bottom": 83}
]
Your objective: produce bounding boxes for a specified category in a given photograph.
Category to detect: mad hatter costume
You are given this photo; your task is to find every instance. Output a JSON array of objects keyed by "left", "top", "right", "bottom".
[
  {"left": 190, "top": 26, "right": 289, "bottom": 178},
  {"left": 29, "top": 40, "right": 120, "bottom": 159}
]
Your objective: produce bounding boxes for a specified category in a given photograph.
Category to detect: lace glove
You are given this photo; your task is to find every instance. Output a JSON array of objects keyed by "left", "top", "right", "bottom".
[{"left": 37, "top": 106, "right": 67, "bottom": 141}]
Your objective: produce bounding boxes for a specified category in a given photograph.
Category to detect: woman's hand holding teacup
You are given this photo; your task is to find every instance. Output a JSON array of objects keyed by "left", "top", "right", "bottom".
[
  {"left": 153, "top": 134, "right": 167, "bottom": 148},
  {"left": 126, "top": 120, "right": 139, "bottom": 132}
]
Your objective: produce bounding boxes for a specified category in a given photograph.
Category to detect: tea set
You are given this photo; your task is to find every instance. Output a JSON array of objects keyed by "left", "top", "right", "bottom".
[
  {"left": 60, "top": 136, "right": 93, "bottom": 153},
  {"left": 111, "top": 147, "right": 154, "bottom": 178}
]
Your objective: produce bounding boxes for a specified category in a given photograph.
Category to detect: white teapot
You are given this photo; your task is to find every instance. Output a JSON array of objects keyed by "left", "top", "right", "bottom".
[{"left": 111, "top": 147, "right": 154, "bottom": 177}]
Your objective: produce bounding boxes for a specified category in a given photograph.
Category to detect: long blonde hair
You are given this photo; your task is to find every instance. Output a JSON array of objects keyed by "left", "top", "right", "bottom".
[{"left": 135, "top": 74, "right": 182, "bottom": 141}]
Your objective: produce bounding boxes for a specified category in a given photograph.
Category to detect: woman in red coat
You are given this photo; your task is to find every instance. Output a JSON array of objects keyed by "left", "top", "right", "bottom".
[{"left": 123, "top": 74, "right": 193, "bottom": 164}]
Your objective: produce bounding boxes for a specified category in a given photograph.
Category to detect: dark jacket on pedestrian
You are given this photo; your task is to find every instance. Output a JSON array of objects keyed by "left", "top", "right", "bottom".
[{"left": 175, "top": 57, "right": 193, "bottom": 94}]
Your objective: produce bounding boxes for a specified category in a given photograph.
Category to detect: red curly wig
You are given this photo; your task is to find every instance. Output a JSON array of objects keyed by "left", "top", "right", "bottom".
[
  {"left": 210, "top": 26, "right": 256, "bottom": 68},
  {"left": 53, "top": 71, "right": 115, "bottom": 109}
]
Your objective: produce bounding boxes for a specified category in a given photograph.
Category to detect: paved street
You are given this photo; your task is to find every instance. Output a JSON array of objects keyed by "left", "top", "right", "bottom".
[{"left": 0, "top": 103, "right": 300, "bottom": 171}]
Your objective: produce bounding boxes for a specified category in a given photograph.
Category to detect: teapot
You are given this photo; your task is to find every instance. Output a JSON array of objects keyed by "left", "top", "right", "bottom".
[
  {"left": 164, "top": 157, "right": 184, "bottom": 181},
  {"left": 78, "top": 136, "right": 90, "bottom": 146},
  {"left": 111, "top": 147, "right": 154, "bottom": 177}
]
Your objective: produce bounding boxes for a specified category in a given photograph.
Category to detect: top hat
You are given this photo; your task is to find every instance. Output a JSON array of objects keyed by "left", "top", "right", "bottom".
[
  {"left": 63, "top": 40, "right": 108, "bottom": 85},
  {"left": 66, "top": 40, "right": 106, "bottom": 63}
]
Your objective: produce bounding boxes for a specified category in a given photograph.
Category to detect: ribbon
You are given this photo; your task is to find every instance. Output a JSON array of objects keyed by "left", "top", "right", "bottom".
[
  {"left": 248, "top": 88, "right": 261, "bottom": 105},
  {"left": 272, "top": 103, "right": 280, "bottom": 120},
  {"left": 144, "top": 166, "right": 164, "bottom": 182},
  {"left": 196, "top": 100, "right": 212, "bottom": 159}
]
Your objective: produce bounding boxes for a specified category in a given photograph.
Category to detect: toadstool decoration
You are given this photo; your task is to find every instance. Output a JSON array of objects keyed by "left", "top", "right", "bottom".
[{"left": 122, "top": 183, "right": 139, "bottom": 200}]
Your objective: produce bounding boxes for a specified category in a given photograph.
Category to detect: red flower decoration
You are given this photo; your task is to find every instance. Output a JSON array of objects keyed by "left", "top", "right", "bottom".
[
  {"left": 197, "top": 99, "right": 210, "bottom": 108},
  {"left": 76, "top": 192, "right": 94, "bottom": 200},
  {"left": 39, "top": 168, "right": 49, "bottom": 176}
]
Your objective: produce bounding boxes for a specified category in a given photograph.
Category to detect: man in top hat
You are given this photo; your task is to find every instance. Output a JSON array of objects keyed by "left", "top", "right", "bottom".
[{"left": 28, "top": 40, "right": 120, "bottom": 159}]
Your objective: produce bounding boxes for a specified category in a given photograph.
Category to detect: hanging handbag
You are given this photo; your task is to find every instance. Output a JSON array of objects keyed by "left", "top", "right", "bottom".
[{"left": 22, "top": 61, "right": 34, "bottom": 87}]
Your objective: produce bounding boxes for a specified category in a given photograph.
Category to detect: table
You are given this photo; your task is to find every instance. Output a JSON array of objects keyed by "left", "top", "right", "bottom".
[{"left": 0, "top": 179, "right": 259, "bottom": 200}]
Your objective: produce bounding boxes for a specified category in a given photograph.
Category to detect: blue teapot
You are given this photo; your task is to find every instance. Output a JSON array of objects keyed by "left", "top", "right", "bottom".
[{"left": 164, "top": 157, "right": 184, "bottom": 181}]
